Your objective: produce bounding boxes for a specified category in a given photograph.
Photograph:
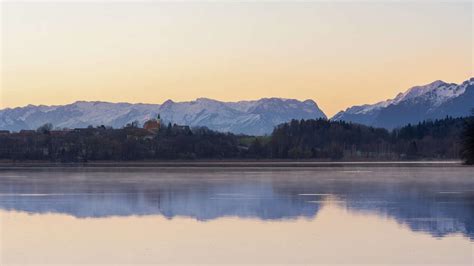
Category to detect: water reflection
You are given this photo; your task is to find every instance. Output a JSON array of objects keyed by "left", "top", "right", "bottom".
[{"left": 0, "top": 167, "right": 472, "bottom": 239}]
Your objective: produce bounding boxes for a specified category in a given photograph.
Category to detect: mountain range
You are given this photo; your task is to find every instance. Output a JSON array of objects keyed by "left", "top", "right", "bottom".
[
  {"left": 0, "top": 77, "right": 472, "bottom": 134},
  {"left": 332, "top": 77, "right": 474, "bottom": 129},
  {"left": 0, "top": 98, "right": 326, "bottom": 135}
]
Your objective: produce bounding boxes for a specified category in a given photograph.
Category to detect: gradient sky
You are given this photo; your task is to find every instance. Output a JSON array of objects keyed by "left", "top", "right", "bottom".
[{"left": 1, "top": 1, "right": 472, "bottom": 116}]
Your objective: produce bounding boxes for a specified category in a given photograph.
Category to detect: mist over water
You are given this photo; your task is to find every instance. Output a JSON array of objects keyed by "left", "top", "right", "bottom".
[{"left": 0, "top": 166, "right": 472, "bottom": 264}]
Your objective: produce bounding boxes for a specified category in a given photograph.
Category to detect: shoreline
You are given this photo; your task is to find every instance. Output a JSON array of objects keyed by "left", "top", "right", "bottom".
[{"left": 0, "top": 160, "right": 465, "bottom": 168}]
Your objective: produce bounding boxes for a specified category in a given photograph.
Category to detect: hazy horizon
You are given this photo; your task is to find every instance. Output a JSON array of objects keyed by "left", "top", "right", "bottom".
[
  {"left": 0, "top": 74, "right": 472, "bottom": 117},
  {"left": 2, "top": 1, "right": 473, "bottom": 116}
]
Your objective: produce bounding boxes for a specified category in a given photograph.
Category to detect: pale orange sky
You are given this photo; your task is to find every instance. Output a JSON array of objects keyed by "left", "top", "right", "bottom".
[{"left": 1, "top": 1, "right": 473, "bottom": 116}]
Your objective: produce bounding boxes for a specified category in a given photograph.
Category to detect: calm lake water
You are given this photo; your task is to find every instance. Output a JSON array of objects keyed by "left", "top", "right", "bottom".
[{"left": 0, "top": 165, "right": 472, "bottom": 265}]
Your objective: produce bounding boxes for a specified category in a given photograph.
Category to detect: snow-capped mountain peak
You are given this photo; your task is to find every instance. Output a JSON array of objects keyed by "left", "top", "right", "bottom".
[
  {"left": 389, "top": 80, "right": 466, "bottom": 107},
  {"left": 332, "top": 77, "right": 474, "bottom": 129},
  {"left": 0, "top": 97, "right": 326, "bottom": 135}
]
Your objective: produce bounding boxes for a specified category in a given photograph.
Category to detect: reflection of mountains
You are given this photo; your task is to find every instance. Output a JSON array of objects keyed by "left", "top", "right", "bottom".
[
  {"left": 335, "top": 183, "right": 474, "bottom": 240},
  {"left": 0, "top": 173, "right": 319, "bottom": 220},
  {"left": 0, "top": 169, "right": 472, "bottom": 239}
]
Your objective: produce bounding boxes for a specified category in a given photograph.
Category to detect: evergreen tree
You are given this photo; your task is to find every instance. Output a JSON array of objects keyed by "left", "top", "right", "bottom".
[
  {"left": 461, "top": 111, "right": 474, "bottom": 165},
  {"left": 36, "top": 123, "right": 53, "bottom": 134}
]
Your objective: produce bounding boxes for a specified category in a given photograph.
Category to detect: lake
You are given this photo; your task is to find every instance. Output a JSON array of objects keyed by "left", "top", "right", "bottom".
[{"left": 0, "top": 165, "right": 472, "bottom": 265}]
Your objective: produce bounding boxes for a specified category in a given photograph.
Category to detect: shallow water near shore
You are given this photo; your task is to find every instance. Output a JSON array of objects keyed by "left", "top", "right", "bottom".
[{"left": 0, "top": 165, "right": 472, "bottom": 265}]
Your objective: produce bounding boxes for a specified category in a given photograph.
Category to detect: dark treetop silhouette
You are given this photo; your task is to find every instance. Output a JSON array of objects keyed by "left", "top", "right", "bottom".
[{"left": 0, "top": 116, "right": 469, "bottom": 162}]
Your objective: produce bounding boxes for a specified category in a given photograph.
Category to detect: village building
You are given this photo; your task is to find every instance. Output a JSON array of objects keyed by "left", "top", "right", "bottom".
[{"left": 143, "top": 114, "right": 161, "bottom": 132}]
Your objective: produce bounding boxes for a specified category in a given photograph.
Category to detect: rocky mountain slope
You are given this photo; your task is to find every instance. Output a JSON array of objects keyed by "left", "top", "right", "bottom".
[
  {"left": 0, "top": 98, "right": 326, "bottom": 135},
  {"left": 332, "top": 77, "right": 474, "bottom": 129}
]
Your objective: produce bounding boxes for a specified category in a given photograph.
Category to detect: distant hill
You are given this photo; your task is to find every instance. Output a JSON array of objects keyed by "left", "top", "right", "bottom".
[
  {"left": 0, "top": 98, "right": 326, "bottom": 135},
  {"left": 332, "top": 77, "right": 474, "bottom": 129}
]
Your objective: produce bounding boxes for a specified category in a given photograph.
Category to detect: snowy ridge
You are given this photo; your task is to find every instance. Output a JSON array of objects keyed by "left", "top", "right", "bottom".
[
  {"left": 0, "top": 98, "right": 326, "bottom": 135},
  {"left": 390, "top": 80, "right": 466, "bottom": 107},
  {"left": 332, "top": 77, "right": 474, "bottom": 129}
]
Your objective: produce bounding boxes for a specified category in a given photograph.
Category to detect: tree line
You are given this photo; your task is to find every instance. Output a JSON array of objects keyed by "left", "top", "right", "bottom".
[
  {"left": 0, "top": 116, "right": 473, "bottom": 163},
  {"left": 462, "top": 114, "right": 474, "bottom": 164},
  {"left": 262, "top": 117, "right": 468, "bottom": 161}
]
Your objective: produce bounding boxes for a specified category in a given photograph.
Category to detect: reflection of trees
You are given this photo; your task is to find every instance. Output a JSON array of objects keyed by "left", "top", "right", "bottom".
[
  {"left": 331, "top": 182, "right": 474, "bottom": 239},
  {"left": 0, "top": 169, "right": 472, "bottom": 239},
  {"left": 0, "top": 171, "right": 320, "bottom": 220}
]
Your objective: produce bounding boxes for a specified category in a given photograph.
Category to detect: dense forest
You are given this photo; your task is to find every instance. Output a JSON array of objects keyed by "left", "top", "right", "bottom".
[
  {"left": 461, "top": 114, "right": 474, "bottom": 164},
  {"left": 0, "top": 116, "right": 472, "bottom": 163},
  {"left": 0, "top": 124, "right": 240, "bottom": 161},
  {"left": 265, "top": 117, "right": 466, "bottom": 160}
]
